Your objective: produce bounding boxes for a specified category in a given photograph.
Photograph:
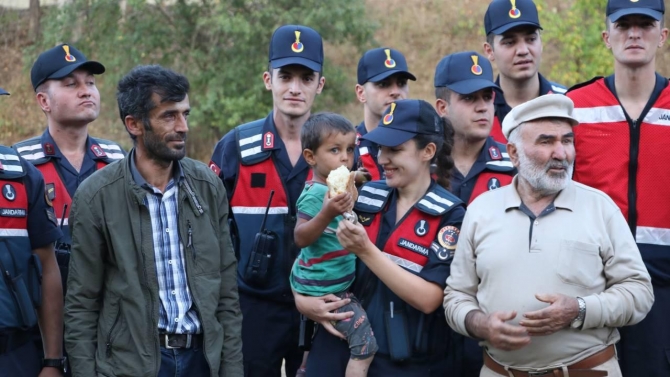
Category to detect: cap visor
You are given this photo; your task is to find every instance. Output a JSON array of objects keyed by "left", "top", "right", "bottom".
[
  {"left": 48, "top": 60, "right": 106, "bottom": 81},
  {"left": 447, "top": 79, "right": 500, "bottom": 95},
  {"left": 367, "top": 70, "right": 417, "bottom": 83},
  {"left": 609, "top": 8, "right": 663, "bottom": 22},
  {"left": 489, "top": 21, "right": 542, "bottom": 35},
  {"left": 361, "top": 126, "right": 417, "bottom": 147},
  {"left": 0, "top": 87, "right": 8, "bottom": 95},
  {"left": 271, "top": 57, "right": 322, "bottom": 72}
]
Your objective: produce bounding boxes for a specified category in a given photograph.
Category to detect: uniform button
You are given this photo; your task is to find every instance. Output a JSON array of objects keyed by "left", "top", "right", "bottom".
[
  {"left": 168, "top": 260, "right": 173, "bottom": 265},
  {"left": 174, "top": 318, "right": 179, "bottom": 322},
  {"left": 171, "top": 290, "right": 176, "bottom": 295},
  {"left": 534, "top": 220, "right": 539, "bottom": 226},
  {"left": 166, "top": 228, "right": 170, "bottom": 233}
]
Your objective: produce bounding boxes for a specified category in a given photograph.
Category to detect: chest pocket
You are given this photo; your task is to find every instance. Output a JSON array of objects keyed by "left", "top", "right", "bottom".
[{"left": 557, "top": 239, "right": 604, "bottom": 289}]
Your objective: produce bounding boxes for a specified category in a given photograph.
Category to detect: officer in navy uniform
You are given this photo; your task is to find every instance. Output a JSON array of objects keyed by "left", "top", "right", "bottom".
[
  {"left": 354, "top": 47, "right": 416, "bottom": 181},
  {"left": 434, "top": 51, "right": 516, "bottom": 208},
  {"left": 295, "top": 99, "right": 466, "bottom": 376},
  {"left": 12, "top": 44, "right": 126, "bottom": 295},
  {"left": 483, "top": 0, "right": 566, "bottom": 143},
  {"left": 0, "top": 87, "right": 66, "bottom": 376},
  {"left": 209, "top": 25, "right": 325, "bottom": 377}
]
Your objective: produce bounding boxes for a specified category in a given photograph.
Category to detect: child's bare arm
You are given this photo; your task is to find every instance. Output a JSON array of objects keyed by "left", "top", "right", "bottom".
[{"left": 294, "top": 192, "right": 352, "bottom": 248}]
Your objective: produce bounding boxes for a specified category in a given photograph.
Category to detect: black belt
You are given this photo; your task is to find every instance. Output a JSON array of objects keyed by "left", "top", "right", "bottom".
[
  {"left": 0, "top": 330, "right": 32, "bottom": 355},
  {"left": 159, "top": 333, "right": 202, "bottom": 349}
]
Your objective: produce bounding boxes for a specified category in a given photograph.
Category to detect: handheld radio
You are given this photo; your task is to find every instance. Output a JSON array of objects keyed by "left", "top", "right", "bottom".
[{"left": 244, "top": 190, "right": 277, "bottom": 287}]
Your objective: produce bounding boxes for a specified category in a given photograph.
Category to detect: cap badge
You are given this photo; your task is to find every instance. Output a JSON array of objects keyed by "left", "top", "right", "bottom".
[
  {"left": 383, "top": 103, "right": 396, "bottom": 125},
  {"left": 384, "top": 49, "right": 396, "bottom": 68},
  {"left": 62, "top": 45, "right": 76, "bottom": 63},
  {"left": 470, "top": 55, "right": 483, "bottom": 75},
  {"left": 291, "top": 31, "right": 304, "bottom": 53},
  {"left": 509, "top": 0, "right": 521, "bottom": 18}
]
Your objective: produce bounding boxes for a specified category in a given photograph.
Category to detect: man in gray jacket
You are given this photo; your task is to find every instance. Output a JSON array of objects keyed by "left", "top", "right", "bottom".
[{"left": 64, "top": 65, "right": 243, "bottom": 377}]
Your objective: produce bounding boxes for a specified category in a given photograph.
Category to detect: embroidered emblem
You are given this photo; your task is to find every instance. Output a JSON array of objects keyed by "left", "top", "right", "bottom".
[
  {"left": 384, "top": 49, "right": 396, "bottom": 68},
  {"left": 509, "top": 0, "right": 521, "bottom": 18},
  {"left": 2, "top": 184, "right": 16, "bottom": 201},
  {"left": 383, "top": 103, "right": 396, "bottom": 125},
  {"left": 291, "top": 31, "right": 304, "bottom": 53},
  {"left": 44, "top": 143, "right": 55, "bottom": 156},
  {"left": 414, "top": 219, "right": 429, "bottom": 237},
  {"left": 438, "top": 225, "right": 459, "bottom": 250},
  {"left": 471, "top": 55, "right": 483, "bottom": 76},
  {"left": 488, "top": 146, "right": 501, "bottom": 160},
  {"left": 488, "top": 177, "right": 500, "bottom": 190},
  {"left": 63, "top": 45, "right": 76, "bottom": 62},
  {"left": 91, "top": 144, "right": 107, "bottom": 158},
  {"left": 264, "top": 132, "right": 274, "bottom": 148}
]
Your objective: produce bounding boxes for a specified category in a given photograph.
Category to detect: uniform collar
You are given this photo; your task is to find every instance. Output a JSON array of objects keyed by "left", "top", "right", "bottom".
[
  {"left": 503, "top": 175, "right": 575, "bottom": 211},
  {"left": 261, "top": 112, "right": 282, "bottom": 152},
  {"left": 493, "top": 72, "right": 555, "bottom": 107},
  {"left": 480, "top": 137, "right": 505, "bottom": 163},
  {"left": 40, "top": 128, "right": 106, "bottom": 161}
]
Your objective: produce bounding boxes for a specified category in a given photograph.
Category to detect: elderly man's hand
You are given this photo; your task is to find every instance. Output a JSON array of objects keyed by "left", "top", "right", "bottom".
[
  {"left": 520, "top": 293, "right": 580, "bottom": 336},
  {"left": 465, "top": 310, "right": 531, "bottom": 351}
]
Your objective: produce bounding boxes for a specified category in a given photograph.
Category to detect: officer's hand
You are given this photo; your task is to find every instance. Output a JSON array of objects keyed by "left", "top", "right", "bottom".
[
  {"left": 293, "top": 291, "right": 352, "bottom": 339},
  {"left": 322, "top": 191, "right": 353, "bottom": 219},
  {"left": 336, "top": 220, "right": 372, "bottom": 256},
  {"left": 354, "top": 168, "right": 372, "bottom": 187},
  {"left": 39, "top": 367, "right": 63, "bottom": 377},
  {"left": 469, "top": 310, "right": 531, "bottom": 351},
  {"left": 520, "top": 293, "right": 579, "bottom": 336}
]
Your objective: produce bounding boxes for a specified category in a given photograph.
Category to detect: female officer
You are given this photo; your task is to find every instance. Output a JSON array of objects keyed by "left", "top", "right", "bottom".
[{"left": 294, "top": 99, "right": 466, "bottom": 376}]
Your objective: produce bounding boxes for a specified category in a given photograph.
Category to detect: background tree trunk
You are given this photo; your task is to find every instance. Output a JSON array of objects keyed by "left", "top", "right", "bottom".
[{"left": 28, "top": 0, "right": 40, "bottom": 42}]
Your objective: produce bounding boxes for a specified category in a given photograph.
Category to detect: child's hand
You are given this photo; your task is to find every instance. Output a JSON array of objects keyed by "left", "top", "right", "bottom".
[{"left": 321, "top": 191, "right": 353, "bottom": 220}]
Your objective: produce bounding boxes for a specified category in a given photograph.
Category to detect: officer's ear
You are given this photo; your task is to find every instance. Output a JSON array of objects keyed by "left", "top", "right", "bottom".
[
  {"left": 435, "top": 98, "right": 449, "bottom": 117},
  {"left": 303, "top": 148, "right": 317, "bottom": 167},
  {"left": 355, "top": 84, "right": 366, "bottom": 104}
]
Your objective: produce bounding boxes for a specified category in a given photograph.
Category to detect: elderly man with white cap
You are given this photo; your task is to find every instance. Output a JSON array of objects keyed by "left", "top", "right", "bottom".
[{"left": 443, "top": 94, "right": 653, "bottom": 377}]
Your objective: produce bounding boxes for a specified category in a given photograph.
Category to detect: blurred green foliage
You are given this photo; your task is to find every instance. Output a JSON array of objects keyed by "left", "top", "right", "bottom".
[
  {"left": 536, "top": 0, "right": 612, "bottom": 86},
  {"left": 35, "top": 0, "right": 376, "bottom": 137}
]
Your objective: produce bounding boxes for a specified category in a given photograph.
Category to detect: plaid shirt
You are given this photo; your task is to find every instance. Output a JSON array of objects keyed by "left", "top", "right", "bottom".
[{"left": 131, "top": 155, "right": 201, "bottom": 334}]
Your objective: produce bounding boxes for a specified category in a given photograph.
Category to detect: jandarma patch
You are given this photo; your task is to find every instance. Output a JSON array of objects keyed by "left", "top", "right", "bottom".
[{"left": 438, "top": 226, "right": 459, "bottom": 250}]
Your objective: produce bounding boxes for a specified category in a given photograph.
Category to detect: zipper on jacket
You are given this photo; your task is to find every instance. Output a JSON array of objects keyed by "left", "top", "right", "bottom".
[
  {"left": 627, "top": 119, "right": 640, "bottom": 236},
  {"left": 106, "top": 302, "right": 122, "bottom": 357},
  {"left": 187, "top": 220, "right": 195, "bottom": 261},
  {"left": 183, "top": 179, "right": 204, "bottom": 215}
]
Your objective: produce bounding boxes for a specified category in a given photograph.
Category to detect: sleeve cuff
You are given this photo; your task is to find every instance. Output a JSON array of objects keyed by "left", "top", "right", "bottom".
[{"left": 581, "top": 294, "right": 603, "bottom": 330}]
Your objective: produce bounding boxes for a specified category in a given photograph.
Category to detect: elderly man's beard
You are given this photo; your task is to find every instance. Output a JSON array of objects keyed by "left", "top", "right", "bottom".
[{"left": 517, "top": 147, "right": 573, "bottom": 195}]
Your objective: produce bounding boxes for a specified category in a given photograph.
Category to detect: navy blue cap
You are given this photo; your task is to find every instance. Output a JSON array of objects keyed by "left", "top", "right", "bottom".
[
  {"left": 434, "top": 51, "right": 499, "bottom": 94},
  {"left": 361, "top": 99, "right": 443, "bottom": 147},
  {"left": 0, "top": 87, "right": 7, "bottom": 95},
  {"left": 357, "top": 48, "right": 416, "bottom": 85},
  {"left": 269, "top": 25, "right": 324, "bottom": 72},
  {"left": 484, "top": 0, "right": 542, "bottom": 35},
  {"left": 31, "top": 44, "right": 105, "bottom": 90},
  {"left": 607, "top": 0, "right": 664, "bottom": 22}
]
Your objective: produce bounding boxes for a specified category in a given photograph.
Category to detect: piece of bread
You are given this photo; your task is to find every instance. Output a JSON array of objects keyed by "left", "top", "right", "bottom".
[{"left": 326, "top": 165, "right": 358, "bottom": 205}]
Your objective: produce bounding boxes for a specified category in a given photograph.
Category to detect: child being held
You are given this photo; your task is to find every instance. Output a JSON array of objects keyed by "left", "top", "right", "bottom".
[{"left": 290, "top": 112, "right": 377, "bottom": 377}]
